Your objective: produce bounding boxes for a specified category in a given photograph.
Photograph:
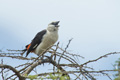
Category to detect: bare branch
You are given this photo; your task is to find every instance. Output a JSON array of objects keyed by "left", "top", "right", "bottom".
[
  {"left": 0, "top": 54, "right": 35, "bottom": 60},
  {"left": 0, "top": 41, "right": 119, "bottom": 80},
  {"left": 1, "top": 59, "right": 5, "bottom": 80},
  {"left": 58, "top": 38, "right": 73, "bottom": 64},
  {"left": 23, "top": 57, "right": 69, "bottom": 77},
  {"left": 81, "top": 52, "right": 120, "bottom": 66},
  {"left": 52, "top": 42, "right": 60, "bottom": 73},
  {"left": 0, "top": 64, "right": 25, "bottom": 80},
  {"left": 53, "top": 45, "right": 84, "bottom": 58}
]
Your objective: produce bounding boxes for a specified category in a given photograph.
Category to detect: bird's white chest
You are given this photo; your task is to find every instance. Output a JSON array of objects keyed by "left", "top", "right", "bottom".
[
  {"left": 35, "top": 31, "right": 58, "bottom": 55},
  {"left": 43, "top": 31, "right": 58, "bottom": 44}
]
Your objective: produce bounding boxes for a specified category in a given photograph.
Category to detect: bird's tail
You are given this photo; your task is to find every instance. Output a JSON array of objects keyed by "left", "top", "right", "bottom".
[
  {"left": 21, "top": 44, "right": 30, "bottom": 56},
  {"left": 21, "top": 49, "right": 27, "bottom": 56}
]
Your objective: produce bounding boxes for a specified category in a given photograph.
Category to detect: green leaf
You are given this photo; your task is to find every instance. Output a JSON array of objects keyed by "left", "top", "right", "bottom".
[
  {"left": 24, "top": 74, "right": 28, "bottom": 77},
  {"left": 28, "top": 75, "right": 38, "bottom": 79}
]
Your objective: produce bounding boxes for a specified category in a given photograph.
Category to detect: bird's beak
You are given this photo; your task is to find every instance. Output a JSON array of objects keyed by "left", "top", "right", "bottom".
[
  {"left": 55, "top": 21, "right": 60, "bottom": 25},
  {"left": 55, "top": 21, "right": 60, "bottom": 27}
]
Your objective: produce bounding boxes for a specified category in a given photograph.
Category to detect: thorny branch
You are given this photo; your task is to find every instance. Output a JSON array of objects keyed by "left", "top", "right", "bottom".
[
  {"left": 0, "top": 40, "right": 119, "bottom": 80},
  {"left": 0, "top": 64, "right": 25, "bottom": 80},
  {"left": 58, "top": 38, "right": 73, "bottom": 64},
  {"left": 1, "top": 59, "right": 5, "bottom": 80},
  {"left": 81, "top": 52, "right": 120, "bottom": 66}
]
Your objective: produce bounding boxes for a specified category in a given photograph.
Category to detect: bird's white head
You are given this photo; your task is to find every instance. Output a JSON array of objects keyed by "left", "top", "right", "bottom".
[{"left": 47, "top": 21, "right": 60, "bottom": 32}]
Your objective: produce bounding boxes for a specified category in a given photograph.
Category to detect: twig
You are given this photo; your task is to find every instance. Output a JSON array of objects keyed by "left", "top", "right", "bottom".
[
  {"left": 81, "top": 52, "right": 120, "bottom": 66},
  {"left": 53, "top": 45, "right": 84, "bottom": 58},
  {"left": 0, "top": 64, "right": 25, "bottom": 80},
  {"left": 36, "top": 69, "right": 119, "bottom": 76},
  {"left": 0, "top": 41, "right": 119, "bottom": 80},
  {"left": 1, "top": 59, "right": 5, "bottom": 80},
  {"left": 53, "top": 42, "right": 59, "bottom": 73},
  {"left": 7, "top": 49, "right": 23, "bottom": 52},
  {"left": 4, "top": 63, "right": 30, "bottom": 73},
  {"left": 88, "top": 69, "right": 120, "bottom": 73},
  {"left": 101, "top": 72, "right": 112, "bottom": 80},
  {"left": 23, "top": 57, "right": 69, "bottom": 78},
  {"left": 0, "top": 54, "right": 35, "bottom": 60},
  {"left": 58, "top": 38, "right": 73, "bottom": 64}
]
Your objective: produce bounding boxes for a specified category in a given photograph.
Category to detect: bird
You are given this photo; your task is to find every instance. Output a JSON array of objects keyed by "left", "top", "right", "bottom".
[{"left": 22, "top": 21, "right": 60, "bottom": 57}]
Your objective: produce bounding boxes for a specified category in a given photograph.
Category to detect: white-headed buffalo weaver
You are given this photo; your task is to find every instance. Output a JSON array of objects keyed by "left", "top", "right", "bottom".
[{"left": 23, "top": 21, "right": 60, "bottom": 57}]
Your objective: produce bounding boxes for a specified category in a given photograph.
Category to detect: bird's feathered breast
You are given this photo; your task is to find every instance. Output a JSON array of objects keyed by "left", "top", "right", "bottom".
[
  {"left": 42, "top": 30, "right": 58, "bottom": 46},
  {"left": 34, "top": 30, "right": 58, "bottom": 55}
]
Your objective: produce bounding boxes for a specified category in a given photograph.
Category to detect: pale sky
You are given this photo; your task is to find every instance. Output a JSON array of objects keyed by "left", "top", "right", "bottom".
[{"left": 0, "top": 0, "right": 120, "bottom": 80}]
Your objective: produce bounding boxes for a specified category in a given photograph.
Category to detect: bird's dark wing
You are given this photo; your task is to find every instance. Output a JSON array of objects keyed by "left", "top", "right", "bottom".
[{"left": 26, "top": 30, "right": 47, "bottom": 57}]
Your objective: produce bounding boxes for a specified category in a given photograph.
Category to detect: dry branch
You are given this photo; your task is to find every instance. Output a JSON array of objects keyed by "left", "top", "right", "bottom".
[
  {"left": 0, "top": 64, "right": 25, "bottom": 80},
  {"left": 58, "top": 38, "right": 73, "bottom": 64},
  {"left": 0, "top": 41, "right": 120, "bottom": 80},
  {"left": 81, "top": 52, "right": 120, "bottom": 66}
]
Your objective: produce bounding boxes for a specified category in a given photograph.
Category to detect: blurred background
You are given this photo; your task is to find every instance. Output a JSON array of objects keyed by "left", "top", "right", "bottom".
[{"left": 0, "top": 0, "right": 120, "bottom": 80}]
